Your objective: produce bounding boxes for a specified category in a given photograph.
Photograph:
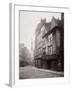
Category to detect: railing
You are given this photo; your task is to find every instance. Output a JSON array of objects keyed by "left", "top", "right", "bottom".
[{"left": 34, "top": 53, "right": 58, "bottom": 60}]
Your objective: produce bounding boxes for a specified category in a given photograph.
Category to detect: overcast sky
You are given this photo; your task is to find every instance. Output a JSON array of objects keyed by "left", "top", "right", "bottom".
[{"left": 20, "top": 11, "right": 61, "bottom": 52}]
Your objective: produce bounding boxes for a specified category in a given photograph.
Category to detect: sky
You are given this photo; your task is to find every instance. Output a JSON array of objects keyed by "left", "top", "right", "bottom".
[{"left": 20, "top": 11, "right": 61, "bottom": 53}]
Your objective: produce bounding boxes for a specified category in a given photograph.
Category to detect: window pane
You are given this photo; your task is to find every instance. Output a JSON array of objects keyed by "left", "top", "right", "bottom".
[
  {"left": 48, "top": 45, "right": 53, "bottom": 55},
  {"left": 51, "top": 46, "right": 52, "bottom": 55}
]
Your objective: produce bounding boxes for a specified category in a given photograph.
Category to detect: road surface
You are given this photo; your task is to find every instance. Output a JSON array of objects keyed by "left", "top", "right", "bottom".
[{"left": 19, "top": 66, "right": 64, "bottom": 79}]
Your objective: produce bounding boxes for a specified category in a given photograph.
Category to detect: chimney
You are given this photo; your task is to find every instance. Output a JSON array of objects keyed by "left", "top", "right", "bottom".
[{"left": 41, "top": 18, "right": 46, "bottom": 23}]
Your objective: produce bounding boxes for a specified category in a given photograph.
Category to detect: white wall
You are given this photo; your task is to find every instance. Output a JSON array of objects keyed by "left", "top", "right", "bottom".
[{"left": 0, "top": 0, "right": 72, "bottom": 89}]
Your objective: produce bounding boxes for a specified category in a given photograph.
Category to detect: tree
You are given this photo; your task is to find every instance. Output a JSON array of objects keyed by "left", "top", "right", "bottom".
[{"left": 19, "top": 44, "right": 33, "bottom": 67}]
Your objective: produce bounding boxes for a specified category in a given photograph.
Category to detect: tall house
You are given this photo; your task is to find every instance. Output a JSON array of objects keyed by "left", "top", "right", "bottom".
[{"left": 34, "top": 15, "right": 64, "bottom": 71}]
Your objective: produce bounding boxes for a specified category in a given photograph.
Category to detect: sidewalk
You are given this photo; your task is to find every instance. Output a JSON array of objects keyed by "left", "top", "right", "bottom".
[{"left": 37, "top": 68, "right": 64, "bottom": 76}]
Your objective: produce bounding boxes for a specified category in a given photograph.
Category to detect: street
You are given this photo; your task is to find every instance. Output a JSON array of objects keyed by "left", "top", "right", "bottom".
[{"left": 19, "top": 65, "right": 64, "bottom": 79}]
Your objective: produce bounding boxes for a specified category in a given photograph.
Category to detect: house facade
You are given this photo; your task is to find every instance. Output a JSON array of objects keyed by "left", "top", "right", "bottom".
[{"left": 34, "top": 13, "right": 64, "bottom": 71}]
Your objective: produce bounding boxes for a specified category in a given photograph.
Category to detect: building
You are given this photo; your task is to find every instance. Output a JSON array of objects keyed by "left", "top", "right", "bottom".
[
  {"left": 34, "top": 18, "right": 47, "bottom": 68},
  {"left": 34, "top": 13, "right": 64, "bottom": 71}
]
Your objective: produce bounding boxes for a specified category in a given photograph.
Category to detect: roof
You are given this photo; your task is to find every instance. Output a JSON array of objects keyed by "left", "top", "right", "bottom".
[
  {"left": 35, "top": 17, "right": 62, "bottom": 38},
  {"left": 42, "top": 22, "right": 51, "bottom": 38},
  {"left": 42, "top": 17, "right": 62, "bottom": 38},
  {"left": 35, "top": 18, "right": 46, "bottom": 35},
  {"left": 51, "top": 17, "right": 61, "bottom": 30},
  {"left": 45, "top": 22, "right": 51, "bottom": 32}
]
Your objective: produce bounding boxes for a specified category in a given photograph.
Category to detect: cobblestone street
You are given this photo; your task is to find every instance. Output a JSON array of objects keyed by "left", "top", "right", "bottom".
[{"left": 19, "top": 66, "right": 64, "bottom": 79}]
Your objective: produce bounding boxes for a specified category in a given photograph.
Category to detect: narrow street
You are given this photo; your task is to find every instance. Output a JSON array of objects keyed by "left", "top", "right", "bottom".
[{"left": 19, "top": 65, "right": 64, "bottom": 79}]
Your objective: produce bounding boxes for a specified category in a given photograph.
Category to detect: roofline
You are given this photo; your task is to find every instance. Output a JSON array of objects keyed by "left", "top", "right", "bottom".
[{"left": 42, "top": 26, "right": 61, "bottom": 38}]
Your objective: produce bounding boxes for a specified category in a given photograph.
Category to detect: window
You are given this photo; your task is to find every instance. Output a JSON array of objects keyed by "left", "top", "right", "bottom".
[
  {"left": 39, "top": 48, "right": 40, "bottom": 54},
  {"left": 40, "top": 48, "right": 42, "bottom": 54},
  {"left": 42, "top": 47, "right": 46, "bottom": 55},
  {"left": 46, "top": 46, "right": 49, "bottom": 55},
  {"left": 48, "top": 34, "right": 53, "bottom": 42},
  {"left": 48, "top": 45, "right": 53, "bottom": 55},
  {"left": 50, "top": 34, "right": 52, "bottom": 41},
  {"left": 50, "top": 46, "right": 53, "bottom": 55}
]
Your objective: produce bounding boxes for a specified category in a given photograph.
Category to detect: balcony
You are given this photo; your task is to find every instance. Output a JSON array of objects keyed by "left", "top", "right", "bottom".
[{"left": 34, "top": 52, "right": 58, "bottom": 61}]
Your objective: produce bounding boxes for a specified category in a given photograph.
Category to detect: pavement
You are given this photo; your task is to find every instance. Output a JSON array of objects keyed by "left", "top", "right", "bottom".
[{"left": 19, "top": 65, "right": 64, "bottom": 79}]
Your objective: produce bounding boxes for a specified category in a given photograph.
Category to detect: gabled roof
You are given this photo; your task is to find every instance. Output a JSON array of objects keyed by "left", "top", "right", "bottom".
[
  {"left": 51, "top": 17, "right": 61, "bottom": 30},
  {"left": 42, "top": 17, "right": 62, "bottom": 38},
  {"left": 42, "top": 22, "right": 51, "bottom": 38},
  {"left": 35, "top": 18, "right": 46, "bottom": 35},
  {"left": 35, "top": 17, "right": 62, "bottom": 38},
  {"left": 45, "top": 22, "right": 51, "bottom": 32}
]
